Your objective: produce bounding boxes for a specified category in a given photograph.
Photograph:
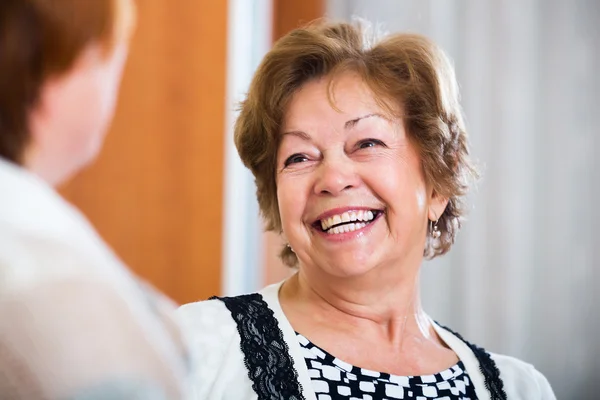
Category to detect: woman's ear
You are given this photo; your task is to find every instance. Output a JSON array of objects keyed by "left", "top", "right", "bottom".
[{"left": 428, "top": 190, "right": 449, "bottom": 221}]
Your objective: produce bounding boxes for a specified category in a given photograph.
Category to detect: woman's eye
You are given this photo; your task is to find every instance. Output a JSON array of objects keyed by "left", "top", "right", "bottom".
[
  {"left": 358, "top": 139, "right": 385, "bottom": 149},
  {"left": 284, "top": 154, "right": 308, "bottom": 167}
]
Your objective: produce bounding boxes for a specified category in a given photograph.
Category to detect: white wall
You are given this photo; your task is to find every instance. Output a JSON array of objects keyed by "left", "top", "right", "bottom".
[{"left": 222, "top": 0, "right": 272, "bottom": 296}]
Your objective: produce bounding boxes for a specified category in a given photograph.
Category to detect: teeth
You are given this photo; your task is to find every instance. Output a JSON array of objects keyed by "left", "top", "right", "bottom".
[
  {"left": 341, "top": 212, "right": 351, "bottom": 223},
  {"left": 320, "top": 210, "right": 377, "bottom": 230},
  {"left": 332, "top": 215, "right": 342, "bottom": 226},
  {"left": 325, "top": 221, "right": 369, "bottom": 235}
]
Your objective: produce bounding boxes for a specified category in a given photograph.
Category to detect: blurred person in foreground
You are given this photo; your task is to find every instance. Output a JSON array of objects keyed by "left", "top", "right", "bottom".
[
  {"left": 0, "top": 1, "right": 191, "bottom": 398},
  {"left": 179, "top": 20, "right": 556, "bottom": 399}
]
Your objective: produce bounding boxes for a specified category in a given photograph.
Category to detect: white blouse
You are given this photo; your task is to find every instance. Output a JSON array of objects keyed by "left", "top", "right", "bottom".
[
  {"left": 0, "top": 159, "right": 192, "bottom": 399},
  {"left": 178, "top": 281, "right": 556, "bottom": 400}
]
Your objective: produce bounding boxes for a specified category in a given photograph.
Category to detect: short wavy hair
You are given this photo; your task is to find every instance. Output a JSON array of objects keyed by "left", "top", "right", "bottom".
[{"left": 235, "top": 20, "right": 479, "bottom": 267}]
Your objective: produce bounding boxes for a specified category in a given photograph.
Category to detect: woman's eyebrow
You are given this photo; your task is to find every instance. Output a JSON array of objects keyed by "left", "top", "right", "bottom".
[
  {"left": 281, "top": 113, "right": 388, "bottom": 138},
  {"left": 344, "top": 113, "right": 387, "bottom": 130},
  {"left": 280, "top": 130, "right": 311, "bottom": 140}
]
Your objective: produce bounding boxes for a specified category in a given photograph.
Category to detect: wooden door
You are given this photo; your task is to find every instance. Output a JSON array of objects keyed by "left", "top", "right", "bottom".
[{"left": 60, "top": 1, "right": 228, "bottom": 304}]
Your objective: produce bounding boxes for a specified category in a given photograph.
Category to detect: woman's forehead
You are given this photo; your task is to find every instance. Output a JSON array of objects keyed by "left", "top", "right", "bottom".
[
  {"left": 282, "top": 74, "right": 401, "bottom": 133},
  {"left": 285, "top": 76, "right": 376, "bottom": 118}
]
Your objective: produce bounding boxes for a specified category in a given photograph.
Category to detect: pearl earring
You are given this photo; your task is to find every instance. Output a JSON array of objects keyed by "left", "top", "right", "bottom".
[{"left": 430, "top": 219, "right": 441, "bottom": 239}]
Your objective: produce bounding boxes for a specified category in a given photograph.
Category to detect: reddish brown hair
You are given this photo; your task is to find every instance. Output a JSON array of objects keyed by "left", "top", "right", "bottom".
[
  {"left": 0, "top": 0, "right": 133, "bottom": 163},
  {"left": 235, "top": 21, "right": 479, "bottom": 266}
]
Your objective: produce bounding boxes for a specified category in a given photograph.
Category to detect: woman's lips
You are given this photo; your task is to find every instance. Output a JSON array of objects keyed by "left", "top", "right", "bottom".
[{"left": 311, "top": 210, "right": 384, "bottom": 241}]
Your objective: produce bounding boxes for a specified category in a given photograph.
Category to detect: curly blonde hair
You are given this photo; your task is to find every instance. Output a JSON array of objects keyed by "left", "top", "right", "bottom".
[{"left": 235, "top": 20, "right": 479, "bottom": 267}]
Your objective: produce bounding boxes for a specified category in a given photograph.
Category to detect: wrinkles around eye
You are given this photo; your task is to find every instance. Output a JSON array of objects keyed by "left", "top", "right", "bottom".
[
  {"left": 283, "top": 154, "right": 309, "bottom": 167},
  {"left": 357, "top": 139, "right": 387, "bottom": 149}
]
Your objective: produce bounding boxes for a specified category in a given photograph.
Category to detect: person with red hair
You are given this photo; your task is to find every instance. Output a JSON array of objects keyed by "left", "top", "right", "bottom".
[{"left": 0, "top": 1, "right": 191, "bottom": 398}]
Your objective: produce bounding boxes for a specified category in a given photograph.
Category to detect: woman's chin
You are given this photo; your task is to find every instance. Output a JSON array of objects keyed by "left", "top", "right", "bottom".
[{"left": 318, "top": 252, "right": 379, "bottom": 279}]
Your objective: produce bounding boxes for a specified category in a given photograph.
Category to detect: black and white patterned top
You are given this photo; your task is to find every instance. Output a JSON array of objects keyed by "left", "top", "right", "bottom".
[{"left": 297, "top": 332, "right": 478, "bottom": 400}]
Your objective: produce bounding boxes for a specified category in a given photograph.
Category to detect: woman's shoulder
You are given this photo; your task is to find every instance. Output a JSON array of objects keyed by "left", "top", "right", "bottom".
[
  {"left": 177, "top": 286, "right": 281, "bottom": 337},
  {"left": 489, "top": 353, "right": 555, "bottom": 399},
  {"left": 177, "top": 296, "right": 264, "bottom": 399},
  {"left": 177, "top": 297, "right": 237, "bottom": 337},
  {"left": 433, "top": 322, "right": 555, "bottom": 399}
]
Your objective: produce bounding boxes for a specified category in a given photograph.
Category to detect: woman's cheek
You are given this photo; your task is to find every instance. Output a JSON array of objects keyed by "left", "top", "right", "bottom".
[{"left": 277, "top": 182, "right": 298, "bottom": 227}]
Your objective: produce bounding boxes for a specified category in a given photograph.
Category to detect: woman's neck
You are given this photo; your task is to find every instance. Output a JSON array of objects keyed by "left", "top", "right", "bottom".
[{"left": 281, "top": 268, "right": 435, "bottom": 347}]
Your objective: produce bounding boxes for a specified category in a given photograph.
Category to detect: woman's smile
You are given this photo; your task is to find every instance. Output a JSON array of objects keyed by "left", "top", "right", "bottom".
[{"left": 310, "top": 206, "right": 385, "bottom": 241}]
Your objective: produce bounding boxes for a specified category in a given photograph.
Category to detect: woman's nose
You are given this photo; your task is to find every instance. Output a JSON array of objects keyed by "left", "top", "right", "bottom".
[{"left": 313, "top": 155, "right": 359, "bottom": 196}]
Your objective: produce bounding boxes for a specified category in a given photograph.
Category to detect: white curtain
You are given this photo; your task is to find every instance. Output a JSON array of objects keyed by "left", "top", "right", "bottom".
[{"left": 327, "top": 1, "right": 599, "bottom": 398}]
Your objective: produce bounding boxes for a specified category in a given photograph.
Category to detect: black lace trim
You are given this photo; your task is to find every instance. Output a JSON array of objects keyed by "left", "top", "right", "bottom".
[
  {"left": 436, "top": 322, "right": 507, "bottom": 400},
  {"left": 210, "top": 294, "right": 305, "bottom": 400}
]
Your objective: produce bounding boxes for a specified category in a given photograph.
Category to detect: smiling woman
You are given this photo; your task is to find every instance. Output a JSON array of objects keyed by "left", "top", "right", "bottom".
[
  {"left": 275, "top": 72, "right": 445, "bottom": 277},
  {"left": 178, "top": 20, "right": 556, "bottom": 400}
]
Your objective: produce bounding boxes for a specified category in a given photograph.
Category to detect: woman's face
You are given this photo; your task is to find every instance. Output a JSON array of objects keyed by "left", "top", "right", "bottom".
[
  {"left": 27, "top": 0, "right": 136, "bottom": 185},
  {"left": 28, "top": 41, "right": 129, "bottom": 185},
  {"left": 276, "top": 72, "right": 446, "bottom": 278}
]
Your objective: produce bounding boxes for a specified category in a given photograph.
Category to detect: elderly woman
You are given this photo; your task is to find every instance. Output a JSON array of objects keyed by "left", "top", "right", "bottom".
[{"left": 180, "top": 21, "right": 555, "bottom": 400}]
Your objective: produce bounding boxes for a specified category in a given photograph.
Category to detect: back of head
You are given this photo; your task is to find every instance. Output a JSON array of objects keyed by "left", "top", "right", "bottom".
[
  {"left": 235, "top": 20, "right": 478, "bottom": 265},
  {"left": 0, "top": 0, "right": 131, "bottom": 165}
]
